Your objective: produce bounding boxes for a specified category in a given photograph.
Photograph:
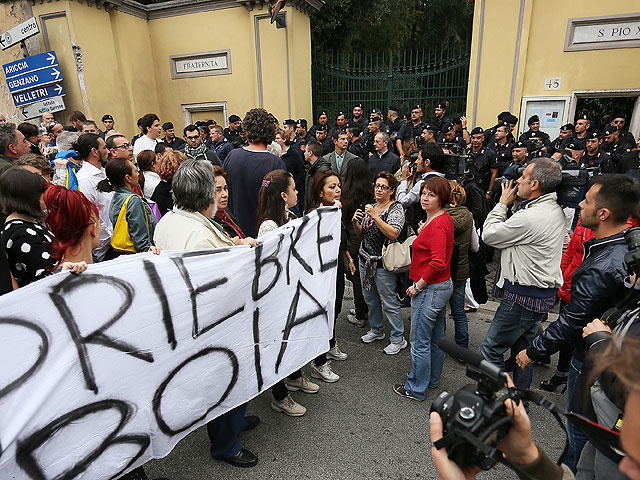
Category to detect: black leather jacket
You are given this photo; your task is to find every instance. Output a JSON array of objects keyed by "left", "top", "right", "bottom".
[{"left": 526, "top": 232, "right": 628, "bottom": 362}]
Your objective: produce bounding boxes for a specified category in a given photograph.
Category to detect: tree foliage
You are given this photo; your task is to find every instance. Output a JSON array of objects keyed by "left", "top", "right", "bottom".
[{"left": 310, "top": 0, "right": 475, "bottom": 53}]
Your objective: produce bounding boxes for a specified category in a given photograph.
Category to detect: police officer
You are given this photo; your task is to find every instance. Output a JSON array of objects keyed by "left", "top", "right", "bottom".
[
  {"left": 466, "top": 126, "right": 495, "bottom": 191},
  {"left": 611, "top": 112, "right": 636, "bottom": 146},
  {"left": 421, "top": 123, "right": 438, "bottom": 145},
  {"left": 602, "top": 124, "right": 633, "bottom": 168},
  {"left": 162, "top": 122, "right": 186, "bottom": 150},
  {"left": 486, "top": 123, "right": 514, "bottom": 198},
  {"left": 224, "top": 115, "right": 243, "bottom": 148},
  {"left": 560, "top": 114, "right": 590, "bottom": 150},
  {"left": 292, "top": 119, "right": 309, "bottom": 155},
  {"left": 335, "top": 112, "right": 348, "bottom": 132},
  {"left": 451, "top": 115, "right": 470, "bottom": 146},
  {"left": 387, "top": 106, "right": 404, "bottom": 155},
  {"left": 548, "top": 123, "right": 574, "bottom": 155},
  {"left": 432, "top": 100, "right": 452, "bottom": 134},
  {"left": 308, "top": 112, "right": 333, "bottom": 140},
  {"left": 582, "top": 130, "right": 614, "bottom": 173},
  {"left": 315, "top": 124, "right": 334, "bottom": 155},
  {"left": 438, "top": 122, "right": 466, "bottom": 151},
  {"left": 347, "top": 125, "right": 367, "bottom": 160},
  {"left": 483, "top": 111, "right": 511, "bottom": 146},
  {"left": 362, "top": 117, "right": 383, "bottom": 156},
  {"left": 519, "top": 115, "right": 551, "bottom": 150},
  {"left": 347, "top": 103, "right": 367, "bottom": 132},
  {"left": 397, "top": 104, "right": 425, "bottom": 160},
  {"left": 503, "top": 141, "right": 529, "bottom": 180}
]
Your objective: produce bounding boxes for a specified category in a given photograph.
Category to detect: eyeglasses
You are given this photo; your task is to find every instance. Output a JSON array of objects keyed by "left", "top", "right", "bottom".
[
  {"left": 113, "top": 143, "right": 132, "bottom": 149},
  {"left": 374, "top": 184, "right": 391, "bottom": 191}
]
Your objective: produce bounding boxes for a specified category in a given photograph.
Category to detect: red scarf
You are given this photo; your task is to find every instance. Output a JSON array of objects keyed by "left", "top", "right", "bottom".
[{"left": 215, "top": 210, "right": 245, "bottom": 238}]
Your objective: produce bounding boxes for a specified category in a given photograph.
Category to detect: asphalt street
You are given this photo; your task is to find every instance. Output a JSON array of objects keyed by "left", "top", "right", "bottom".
[{"left": 146, "top": 282, "right": 569, "bottom": 480}]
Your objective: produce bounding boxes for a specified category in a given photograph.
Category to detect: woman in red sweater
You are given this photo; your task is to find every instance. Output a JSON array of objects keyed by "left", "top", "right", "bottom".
[{"left": 393, "top": 176, "right": 454, "bottom": 401}]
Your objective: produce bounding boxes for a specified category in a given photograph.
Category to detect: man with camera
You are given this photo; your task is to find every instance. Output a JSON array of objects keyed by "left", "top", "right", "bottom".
[
  {"left": 481, "top": 159, "right": 565, "bottom": 392},
  {"left": 519, "top": 115, "right": 551, "bottom": 151},
  {"left": 515, "top": 174, "right": 640, "bottom": 471}
]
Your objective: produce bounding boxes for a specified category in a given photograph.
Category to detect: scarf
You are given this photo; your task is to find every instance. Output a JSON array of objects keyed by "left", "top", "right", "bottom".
[
  {"left": 215, "top": 210, "right": 245, "bottom": 239},
  {"left": 183, "top": 142, "right": 208, "bottom": 160}
]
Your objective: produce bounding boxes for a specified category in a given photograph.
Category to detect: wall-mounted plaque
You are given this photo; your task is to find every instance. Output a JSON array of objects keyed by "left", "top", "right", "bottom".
[{"left": 170, "top": 49, "right": 232, "bottom": 79}]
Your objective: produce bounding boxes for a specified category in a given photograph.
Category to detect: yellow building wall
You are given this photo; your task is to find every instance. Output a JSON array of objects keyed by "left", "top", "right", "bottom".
[
  {"left": 467, "top": 0, "right": 640, "bottom": 132},
  {"left": 20, "top": 1, "right": 314, "bottom": 138}
]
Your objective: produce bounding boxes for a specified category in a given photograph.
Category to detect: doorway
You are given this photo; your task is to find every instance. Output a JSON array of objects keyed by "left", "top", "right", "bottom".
[{"left": 574, "top": 96, "right": 636, "bottom": 130}]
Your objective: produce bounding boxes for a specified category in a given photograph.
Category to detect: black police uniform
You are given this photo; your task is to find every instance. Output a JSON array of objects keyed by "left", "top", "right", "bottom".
[
  {"left": 388, "top": 117, "right": 405, "bottom": 155},
  {"left": 223, "top": 127, "right": 243, "bottom": 148},
  {"left": 398, "top": 120, "right": 425, "bottom": 144},
  {"left": 519, "top": 130, "right": 551, "bottom": 150},
  {"left": 347, "top": 117, "right": 367, "bottom": 132},
  {"left": 309, "top": 123, "right": 334, "bottom": 140},
  {"left": 292, "top": 135, "right": 307, "bottom": 155},
  {"left": 560, "top": 134, "right": 587, "bottom": 150},
  {"left": 438, "top": 131, "right": 466, "bottom": 150},
  {"left": 321, "top": 137, "right": 335, "bottom": 156},
  {"left": 432, "top": 115, "right": 452, "bottom": 134},
  {"left": 466, "top": 146, "right": 495, "bottom": 191},
  {"left": 348, "top": 137, "right": 368, "bottom": 160},
  {"left": 581, "top": 150, "right": 614, "bottom": 173},
  {"left": 164, "top": 136, "right": 186, "bottom": 151},
  {"left": 602, "top": 138, "right": 634, "bottom": 167}
]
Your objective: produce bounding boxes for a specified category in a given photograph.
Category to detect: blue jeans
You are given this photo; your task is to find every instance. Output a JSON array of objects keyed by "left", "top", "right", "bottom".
[
  {"left": 481, "top": 299, "right": 545, "bottom": 391},
  {"left": 448, "top": 279, "right": 469, "bottom": 348},
  {"left": 207, "top": 403, "right": 248, "bottom": 459},
  {"left": 565, "top": 356, "right": 588, "bottom": 473},
  {"left": 359, "top": 258, "right": 404, "bottom": 344},
  {"left": 405, "top": 279, "right": 453, "bottom": 400}
]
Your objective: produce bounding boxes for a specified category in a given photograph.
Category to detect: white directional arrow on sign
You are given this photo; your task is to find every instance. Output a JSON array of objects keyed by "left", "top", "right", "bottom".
[
  {"left": 54, "top": 84, "right": 63, "bottom": 95},
  {"left": 51, "top": 67, "right": 61, "bottom": 80},
  {"left": 46, "top": 52, "right": 56, "bottom": 65}
]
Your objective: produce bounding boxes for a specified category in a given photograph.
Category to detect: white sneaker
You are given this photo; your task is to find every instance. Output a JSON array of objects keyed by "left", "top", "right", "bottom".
[
  {"left": 383, "top": 339, "right": 408, "bottom": 355},
  {"left": 311, "top": 362, "right": 340, "bottom": 382},
  {"left": 349, "top": 308, "right": 356, "bottom": 315},
  {"left": 347, "top": 314, "right": 366, "bottom": 328},
  {"left": 327, "top": 344, "right": 348, "bottom": 361},
  {"left": 361, "top": 330, "right": 385, "bottom": 343},
  {"left": 270, "top": 394, "right": 306, "bottom": 416}
]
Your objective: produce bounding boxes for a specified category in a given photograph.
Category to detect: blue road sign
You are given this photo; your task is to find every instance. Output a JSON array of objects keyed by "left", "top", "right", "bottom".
[
  {"left": 3, "top": 51, "right": 58, "bottom": 79},
  {"left": 6, "top": 65, "right": 62, "bottom": 94},
  {"left": 12, "top": 83, "right": 65, "bottom": 107}
]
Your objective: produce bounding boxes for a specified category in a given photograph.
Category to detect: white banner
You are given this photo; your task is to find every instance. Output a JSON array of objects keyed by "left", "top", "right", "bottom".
[{"left": 0, "top": 207, "right": 341, "bottom": 479}]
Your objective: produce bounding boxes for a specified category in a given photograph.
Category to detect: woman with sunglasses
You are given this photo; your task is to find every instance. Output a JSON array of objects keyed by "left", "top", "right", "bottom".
[{"left": 352, "top": 171, "right": 407, "bottom": 355}]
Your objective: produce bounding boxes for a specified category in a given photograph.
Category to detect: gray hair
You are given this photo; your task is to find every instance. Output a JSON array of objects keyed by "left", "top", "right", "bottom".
[
  {"left": 0, "top": 123, "right": 18, "bottom": 155},
  {"left": 172, "top": 159, "right": 216, "bottom": 212},
  {"left": 376, "top": 131, "right": 390, "bottom": 144},
  {"left": 529, "top": 158, "right": 562, "bottom": 194},
  {"left": 56, "top": 131, "right": 80, "bottom": 151}
]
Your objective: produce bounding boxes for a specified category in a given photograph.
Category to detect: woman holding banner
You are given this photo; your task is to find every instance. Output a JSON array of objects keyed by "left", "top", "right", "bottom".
[
  {"left": 306, "top": 170, "right": 351, "bottom": 383},
  {"left": 257, "top": 169, "right": 320, "bottom": 417}
]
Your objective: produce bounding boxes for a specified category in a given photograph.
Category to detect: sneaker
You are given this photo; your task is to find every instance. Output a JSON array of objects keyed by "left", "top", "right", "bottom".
[
  {"left": 270, "top": 394, "right": 306, "bottom": 416},
  {"left": 393, "top": 383, "right": 423, "bottom": 401},
  {"left": 284, "top": 375, "right": 319, "bottom": 394},
  {"left": 347, "top": 314, "right": 365, "bottom": 328},
  {"left": 327, "top": 344, "right": 348, "bottom": 361},
  {"left": 311, "top": 362, "right": 340, "bottom": 382},
  {"left": 383, "top": 339, "right": 408, "bottom": 355},
  {"left": 361, "top": 330, "right": 385, "bottom": 343},
  {"left": 349, "top": 308, "right": 356, "bottom": 315}
]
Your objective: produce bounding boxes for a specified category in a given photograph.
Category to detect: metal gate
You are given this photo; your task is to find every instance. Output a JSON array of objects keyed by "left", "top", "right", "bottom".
[{"left": 311, "top": 42, "right": 471, "bottom": 123}]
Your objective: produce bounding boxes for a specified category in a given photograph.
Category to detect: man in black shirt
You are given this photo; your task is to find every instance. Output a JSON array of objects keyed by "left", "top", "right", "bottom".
[
  {"left": 363, "top": 118, "right": 383, "bottom": 156},
  {"left": 432, "top": 101, "right": 452, "bottom": 134},
  {"left": 224, "top": 115, "right": 243, "bottom": 148},
  {"left": 610, "top": 112, "right": 636, "bottom": 146},
  {"left": 483, "top": 111, "right": 511, "bottom": 146},
  {"left": 486, "top": 123, "right": 514, "bottom": 198},
  {"left": 314, "top": 124, "right": 334, "bottom": 155},
  {"left": 348, "top": 103, "right": 367, "bottom": 132},
  {"left": 162, "top": 122, "right": 186, "bottom": 151},
  {"left": 335, "top": 112, "right": 347, "bottom": 132},
  {"left": 397, "top": 105, "right": 425, "bottom": 160},
  {"left": 347, "top": 126, "right": 367, "bottom": 160},
  {"left": 368, "top": 131, "right": 400, "bottom": 179},
  {"left": 602, "top": 124, "right": 634, "bottom": 168},
  {"left": 438, "top": 122, "right": 466, "bottom": 151},
  {"left": 308, "top": 112, "right": 333, "bottom": 140},
  {"left": 292, "top": 119, "right": 310, "bottom": 155},
  {"left": 467, "top": 126, "right": 494, "bottom": 191},
  {"left": 420, "top": 123, "right": 437, "bottom": 145},
  {"left": 548, "top": 123, "right": 574, "bottom": 155},
  {"left": 519, "top": 115, "right": 551, "bottom": 151},
  {"left": 560, "top": 114, "right": 589, "bottom": 150},
  {"left": 582, "top": 130, "right": 614, "bottom": 173}
]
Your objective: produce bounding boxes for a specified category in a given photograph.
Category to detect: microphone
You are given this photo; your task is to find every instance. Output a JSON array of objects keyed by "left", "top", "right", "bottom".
[{"left": 438, "top": 339, "right": 503, "bottom": 379}]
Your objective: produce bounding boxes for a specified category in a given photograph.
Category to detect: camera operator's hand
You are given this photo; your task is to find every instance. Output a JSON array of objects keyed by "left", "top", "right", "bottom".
[
  {"left": 352, "top": 209, "right": 364, "bottom": 224},
  {"left": 401, "top": 162, "right": 411, "bottom": 181},
  {"left": 499, "top": 179, "right": 518, "bottom": 207},
  {"left": 583, "top": 319, "right": 611, "bottom": 338},
  {"left": 498, "top": 375, "right": 539, "bottom": 465},
  {"left": 515, "top": 349, "right": 533, "bottom": 370},
  {"left": 430, "top": 412, "right": 482, "bottom": 480}
]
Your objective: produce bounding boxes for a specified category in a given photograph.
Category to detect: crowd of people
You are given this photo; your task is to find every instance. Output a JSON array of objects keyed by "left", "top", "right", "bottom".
[{"left": 0, "top": 100, "right": 639, "bottom": 479}]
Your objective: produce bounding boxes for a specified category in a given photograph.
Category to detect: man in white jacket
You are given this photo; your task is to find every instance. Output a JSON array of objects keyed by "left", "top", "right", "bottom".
[{"left": 481, "top": 158, "right": 565, "bottom": 391}]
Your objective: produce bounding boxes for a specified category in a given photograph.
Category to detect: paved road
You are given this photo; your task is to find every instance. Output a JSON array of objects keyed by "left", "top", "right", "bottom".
[{"left": 146, "top": 283, "right": 568, "bottom": 480}]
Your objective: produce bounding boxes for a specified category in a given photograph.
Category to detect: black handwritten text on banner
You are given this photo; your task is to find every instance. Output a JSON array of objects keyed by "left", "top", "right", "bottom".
[{"left": 0, "top": 207, "right": 341, "bottom": 479}]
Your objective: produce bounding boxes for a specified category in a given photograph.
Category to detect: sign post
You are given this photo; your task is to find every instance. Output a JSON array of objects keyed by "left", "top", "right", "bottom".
[{"left": 0, "top": 17, "right": 39, "bottom": 51}]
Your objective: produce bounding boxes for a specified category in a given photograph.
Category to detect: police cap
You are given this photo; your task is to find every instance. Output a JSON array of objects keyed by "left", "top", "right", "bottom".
[
  {"left": 162, "top": 122, "right": 174, "bottom": 130},
  {"left": 527, "top": 115, "right": 539, "bottom": 126},
  {"left": 101, "top": 114, "right": 114, "bottom": 122},
  {"left": 283, "top": 119, "right": 297, "bottom": 126},
  {"left": 442, "top": 123, "right": 455, "bottom": 133},
  {"left": 603, "top": 125, "right": 618, "bottom": 136},
  {"left": 229, "top": 114, "right": 242, "bottom": 123},
  {"left": 316, "top": 124, "right": 328, "bottom": 132},
  {"left": 565, "top": 142, "right": 585, "bottom": 151}
]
